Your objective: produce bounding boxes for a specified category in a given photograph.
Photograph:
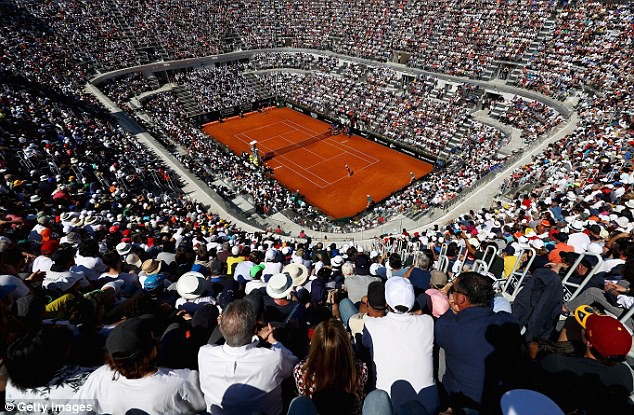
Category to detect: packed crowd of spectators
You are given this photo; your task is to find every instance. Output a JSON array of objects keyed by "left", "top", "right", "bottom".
[
  {"left": 3, "top": 0, "right": 560, "bottom": 83},
  {"left": 115, "top": 56, "right": 511, "bottom": 232},
  {"left": 174, "top": 64, "right": 262, "bottom": 113},
  {"left": 248, "top": 52, "right": 339, "bottom": 72},
  {"left": 514, "top": 2, "right": 631, "bottom": 100},
  {"left": 494, "top": 96, "right": 563, "bottom": 144},
  {"left": 99, "top": 73, "right": 159, "bottom": 109},
  {"left": 2, "top": 0, "right": 634, "bottom": 414},
  {"left": 258, "top": 71, "right": 476, "bottom": 154}
]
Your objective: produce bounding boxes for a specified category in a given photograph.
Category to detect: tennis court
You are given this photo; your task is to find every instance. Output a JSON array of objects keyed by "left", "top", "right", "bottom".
[{"left": 202, "top": 107, "right": 433, "bottom": 219}]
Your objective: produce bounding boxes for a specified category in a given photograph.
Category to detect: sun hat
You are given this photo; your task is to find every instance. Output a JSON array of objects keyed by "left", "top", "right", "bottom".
[
  {"left": 266, "top": 272, "right": 294, "bottom": 299},
  {"left": 176, "top": 271, "right": 206, "bottom": 300},
  {"left": 331, "top": 255, "right": 344, "bottom": 267},
  {"left": 282, "top": 263, "right": 309, "bottom": 287},
  {"left": 106, "top": 317, "right": 155, "bottom": 360},
  {"left": 141, "top": 259, "right": 162, "bottom": 275},
  {"left": 125, "top": 253, "right": 142, "bottom": 268},
  {"left": 143, "top": 273, "right": 166, "bottom": 291},
  {"left": 116, "top": 242, "right": 132, "bottom": 256}
]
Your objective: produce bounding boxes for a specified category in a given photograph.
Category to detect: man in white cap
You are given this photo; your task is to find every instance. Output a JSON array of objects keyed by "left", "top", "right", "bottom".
[{"left": 361, "top": 277, "right": 437, "bottom": 413}]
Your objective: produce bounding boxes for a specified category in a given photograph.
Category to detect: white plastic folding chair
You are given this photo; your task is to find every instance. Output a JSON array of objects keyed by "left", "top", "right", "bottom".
[
  {"left": 561, "top": 252, "right": 604, "bottom": 302},
  {"left": 501, "top": 247, "right": 536, "bottom": 302}
]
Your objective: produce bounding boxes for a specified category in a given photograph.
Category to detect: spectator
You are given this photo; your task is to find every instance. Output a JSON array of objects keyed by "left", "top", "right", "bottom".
[
  {"left": 198, "top": 299, "right": 298, "bottom": 415},
  {"left": 293, "top": 319, "right": 368, "bottom": 414},
  {"left": 436, "top": 272, "right": 522, "bottom": 414},
  {"left": 532, "top": 306, "right": 634, "bottom": 414},
  {"left": 73, "top": 317, "right": 206, "bottom": 414},
  {"left": 362, "top": 277, "right": 438, "bottom": 413},
  {"left": 343, "top": 261, "right": 381, "bottom": 305}
]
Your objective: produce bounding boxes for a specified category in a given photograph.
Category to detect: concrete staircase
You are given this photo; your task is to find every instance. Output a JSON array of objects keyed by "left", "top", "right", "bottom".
[
  {"left": 437, "top": 117, "right": 476, "bottom": 160},
  {"left": 222, "top": 28, "right": 244, "bottom": 52},
  {"left": 489, "top": 100, "right": 511, "bottom": 119},
  {"left": 243, "top": 72, "right": 273, "bottom": 98},
  {"left": 172, "top": 85, "right": 203, "bottom": 117},
  {"left": 506, "top": 17, "right": 557, "bottom": 86}
]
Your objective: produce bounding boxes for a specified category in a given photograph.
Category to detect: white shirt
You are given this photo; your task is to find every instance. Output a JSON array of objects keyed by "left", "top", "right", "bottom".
[
  {"left": 568, "top": 232, "right": 591, "bottom": 253},
  {"left": 245, "top": 279, "right": 267, "bottom": 295},
  {"left": 98, "top": 271, "right": 139, "bottom": 286},
  {"left": 175, "top": 295, "right": 215, "bottom": 314},
  {"left": 74, "top": 255, "right": 107, "bottom": 281},
  {"left": 233, "top": 260, "right": 256, "bottom": 282},
  {"left": 6, "top": 365, "right": 93, "bottom": 414},
  {"left": 263, "top": 262, "right": 283, "bottom": 279},
  {"left": 32, "top": 255, "right": 53, "bottom": 273},
  {"left": 70, "top": 365, "right": 205, "bottom": 415},
  {"left": 198, "top": 341, "right": 298, "bottom": 415},
  {"left": 363, "top": 312, "right": 435, "bottom": 409}
]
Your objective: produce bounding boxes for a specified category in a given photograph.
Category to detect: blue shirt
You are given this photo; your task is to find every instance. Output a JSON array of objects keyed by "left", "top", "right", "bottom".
[{"left": 435, "top": 306, "right": 520, "bottom": 410}]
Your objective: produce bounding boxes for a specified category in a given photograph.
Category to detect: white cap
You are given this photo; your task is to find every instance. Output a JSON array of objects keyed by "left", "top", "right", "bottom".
[{"left": 385, "top": 277, "right": 415, "bottom": 312}]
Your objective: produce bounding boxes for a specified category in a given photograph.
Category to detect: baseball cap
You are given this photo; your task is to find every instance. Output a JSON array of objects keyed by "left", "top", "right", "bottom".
[
  {"left": 430, "top": 270, "right": 448, "bottom": 288},
  {"left": 385, "top": 277, "right": 415, "bottom": 312},
  {"left": 574, "top": 305, "right": 632, "bottom": 357},
  {"left": 355, "top": 255, "right": 370, "bottom": 276}
]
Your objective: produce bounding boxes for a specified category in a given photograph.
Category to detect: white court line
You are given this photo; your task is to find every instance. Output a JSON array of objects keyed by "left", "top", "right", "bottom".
[
  {"left": 235, "top": 132, "right": 253, "bottom": 144},
  {"left": 282, "top": 119, "right": 321, "bottom": 135},
  {"left": 272, "top": 157, "right": 330, "bottom": 189},
  {"left": 241, "top": 120, "right": 289, "bottom": 134},
  {"left": 276, "top": 148, "right": 380, "bottom": 189},
  {"left": 300, "top": 135, "right": 378, "bottom": 169},
  {"left": 275, "top": 137, "right": 379, "bottom": 187},
  {"left": 327, "top": 136, "right": 380, "bottom": 163},
  {"left": 235, "top": 117, "right": 380, "bottom": 189}
]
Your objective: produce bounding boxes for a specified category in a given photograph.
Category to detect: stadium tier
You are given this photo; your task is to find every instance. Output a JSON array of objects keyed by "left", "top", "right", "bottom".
[{"left": 0, "top": 1, "right": 633, "bottom": 412}]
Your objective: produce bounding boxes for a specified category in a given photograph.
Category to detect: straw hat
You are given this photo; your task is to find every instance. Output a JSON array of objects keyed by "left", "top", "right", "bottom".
[
  {"left": 141, "top": 259, "right": 162, "bottom": 275},
  {"left": 282, "top": 263, "right": 308, "bottom": 287}
]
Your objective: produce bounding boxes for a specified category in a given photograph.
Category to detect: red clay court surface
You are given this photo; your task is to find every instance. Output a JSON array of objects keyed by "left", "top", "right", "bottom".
[{"left": 202, "top": 107, "right": 433, "bottom": 219}]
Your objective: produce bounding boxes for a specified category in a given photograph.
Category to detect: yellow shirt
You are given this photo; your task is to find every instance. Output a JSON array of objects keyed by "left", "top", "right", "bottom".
[
  {"left": 226, "top": 256, "right": 245, "bottom": 276},
  {"left": 503, "top": 256, "right": 519, "bottom": 278}
]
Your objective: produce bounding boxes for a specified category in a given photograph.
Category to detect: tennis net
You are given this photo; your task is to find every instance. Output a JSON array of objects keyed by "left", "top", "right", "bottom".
[{"left": 262, "top": 130, "right": 331, "bottom": 160}]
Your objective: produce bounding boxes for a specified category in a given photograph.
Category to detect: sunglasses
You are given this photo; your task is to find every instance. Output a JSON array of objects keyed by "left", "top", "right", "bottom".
[{"left": 448, "top": 286, "right": 465, "bottom": 296}]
